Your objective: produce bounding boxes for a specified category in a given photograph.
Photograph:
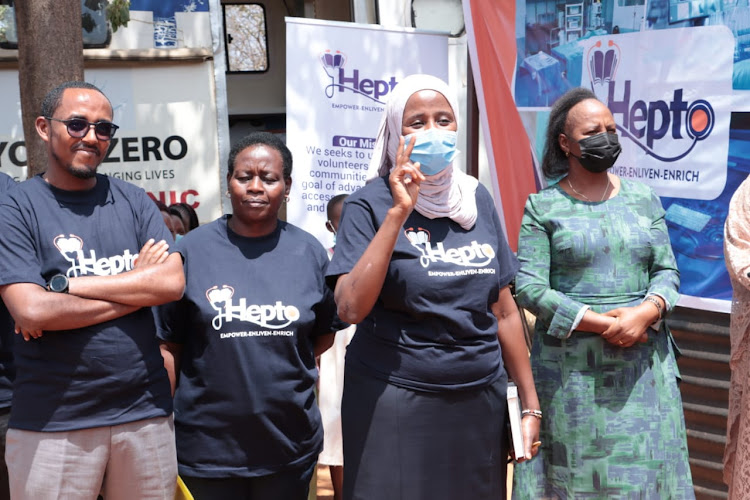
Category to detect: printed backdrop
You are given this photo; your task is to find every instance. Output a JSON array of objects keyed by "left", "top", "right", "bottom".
[
  {"left": 0, "top": 2, "right": 222, "bottom": 223},
  {"left": 285, "top": 18, "right": 448, "bottom": 248},
  {"left": 0, "top": 65, "right": 223, "bottom": 224},
  {"left": 466, "top": 0, "right": 750, "bottom": 313}
]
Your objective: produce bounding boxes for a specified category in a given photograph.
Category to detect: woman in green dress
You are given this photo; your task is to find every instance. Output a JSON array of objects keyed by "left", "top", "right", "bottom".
[{"left": 512, "top": 88, "right": 694, "bottom": 499}]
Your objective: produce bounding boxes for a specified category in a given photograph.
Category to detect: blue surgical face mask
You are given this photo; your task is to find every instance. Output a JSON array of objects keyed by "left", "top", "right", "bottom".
[
  {"left": 326, "top": 220, "right": 337, "bottom": 246},
  {"left": 403, "top": 128, "right": 458, "bottom": 176}
]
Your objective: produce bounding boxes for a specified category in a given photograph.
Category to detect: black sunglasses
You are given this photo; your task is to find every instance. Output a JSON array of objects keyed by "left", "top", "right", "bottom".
[{"left": 46, "top": 117, "right": 119, "bottom": 140}]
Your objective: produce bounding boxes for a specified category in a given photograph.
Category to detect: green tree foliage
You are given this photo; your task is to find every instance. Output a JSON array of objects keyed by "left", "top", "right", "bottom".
[
  {"left": 82, "top": 0, "right": 130, "bottom": 33},
  {"left": 105, "top": 0, "right": 130, "bottom": 33}
]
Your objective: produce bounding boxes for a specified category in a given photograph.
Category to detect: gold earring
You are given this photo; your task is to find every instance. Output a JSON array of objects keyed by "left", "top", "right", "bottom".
[{"left": 565, "top": 151, "right": 569, "bottom": 157}]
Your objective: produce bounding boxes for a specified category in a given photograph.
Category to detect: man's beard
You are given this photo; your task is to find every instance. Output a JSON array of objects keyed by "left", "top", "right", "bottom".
[
  {"left": 68, "top": 165, "right": 97, "bottom": 179},
  {"left": 51, "top": 150, "right": 98, "bottom": 179}
]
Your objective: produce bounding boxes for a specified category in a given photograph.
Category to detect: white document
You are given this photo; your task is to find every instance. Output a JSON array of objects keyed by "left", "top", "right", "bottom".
[{"left": 507, "top": 382, "right": 524, "bottom": 461}]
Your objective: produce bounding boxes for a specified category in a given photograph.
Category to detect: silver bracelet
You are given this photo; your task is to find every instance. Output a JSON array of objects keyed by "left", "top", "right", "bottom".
[
  {"left": 521, "top": 409, "right": 542, "bottom": 420},
  {"left": 643, "top": 296, "right": 664, "bottom": 319}
]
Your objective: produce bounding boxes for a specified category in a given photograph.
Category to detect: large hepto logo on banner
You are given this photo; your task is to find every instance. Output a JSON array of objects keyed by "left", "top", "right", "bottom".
[
  {"left": 587, "top": 40, "right": 714, "bottom": 162},
  {"left": 319, "top": 49, "right": 398, "bottom": 104},
  {"left": 581, "top": 27, "right": 732, "bottom": 200}
]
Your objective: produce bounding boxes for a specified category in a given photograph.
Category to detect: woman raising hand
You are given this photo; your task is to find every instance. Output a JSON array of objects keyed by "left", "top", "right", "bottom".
[{"left": 328, "top": 74, "right": 540, "bottom": 500}]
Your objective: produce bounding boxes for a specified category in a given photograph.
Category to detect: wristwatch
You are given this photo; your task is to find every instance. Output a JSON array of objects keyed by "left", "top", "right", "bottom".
[{"left": 47, "top": 274, "right": 69, "bottom": 294}]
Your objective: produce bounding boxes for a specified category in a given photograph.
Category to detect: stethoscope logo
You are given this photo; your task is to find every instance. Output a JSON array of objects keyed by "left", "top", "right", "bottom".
[
  {"left": 53, "top": 234, "right": 84, "bottom": 277},
  {"left": 320, "top": 50, "right": 347, "bottom": 99},
  {"left": 586, "top": 39, "right": 714, "bottom": 163},
  {"left": 404, "top": 227, "right": 432, "bottom": 268}
]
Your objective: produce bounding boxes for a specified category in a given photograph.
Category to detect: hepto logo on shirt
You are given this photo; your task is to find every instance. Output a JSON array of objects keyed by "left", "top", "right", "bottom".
[
  {"left": 404, "top": 227, "right": 495, "bottom": 269},
  {"left": 54, "top": 234, "right": 137, "bottom": 276},
  {"left": 206, "top": 285, "right": 300, "bottom": 331}
]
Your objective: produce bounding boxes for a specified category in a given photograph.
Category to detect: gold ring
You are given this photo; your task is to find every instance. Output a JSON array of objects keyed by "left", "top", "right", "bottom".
[{"left": 531, "top": 441, "right": 542, "bottom": 448}]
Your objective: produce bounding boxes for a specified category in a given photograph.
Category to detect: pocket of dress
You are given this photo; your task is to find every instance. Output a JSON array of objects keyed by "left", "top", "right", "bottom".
[{"left": 661, "top": 324, "right": 683, "bottom": 382}]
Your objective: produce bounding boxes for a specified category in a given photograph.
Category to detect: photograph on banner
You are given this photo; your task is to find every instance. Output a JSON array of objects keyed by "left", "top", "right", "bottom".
[
  {"left": 512, "top": 0, "right": 745, "bottom": 311},
  {"left": 515, "top": 0, "right": 750, "bottom": 106},
  {"left": 286, "top": 18, "right": 449, "bottom": 248},
  {"left": 0, "top": 66, "right": 223, "bottom": 225}
]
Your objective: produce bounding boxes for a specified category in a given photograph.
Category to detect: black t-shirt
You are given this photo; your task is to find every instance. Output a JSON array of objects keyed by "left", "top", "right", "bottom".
[
  {"left": 157, "top": 217, "right": 337, "bottom": 477},
  {"left": 0, "top": 174, "right": 173, "bottom": 431},
  {"left": 0, "top": 172, "right": 17, "bottom": 409},
  {"left": 0, "top": 173, "right": 15, "bottom": 192},
  {"left": 326, "top": 177, "right": 519, "bottom": 391}
]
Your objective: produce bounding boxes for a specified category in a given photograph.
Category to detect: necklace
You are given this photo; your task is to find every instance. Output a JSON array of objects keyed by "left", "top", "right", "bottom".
[{"left": 567, "top": 176, "right": 611, "bottom": 202}]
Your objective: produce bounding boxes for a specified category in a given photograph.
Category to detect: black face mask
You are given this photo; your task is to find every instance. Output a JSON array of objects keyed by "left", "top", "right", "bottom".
[{"left": 569, "top": 132, "right": 622, "bottom": 173}]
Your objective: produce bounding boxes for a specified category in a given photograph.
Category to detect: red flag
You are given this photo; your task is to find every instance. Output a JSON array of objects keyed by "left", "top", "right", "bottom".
[{"left": 464, "top": 0, "right": 540, "bottom": 251}]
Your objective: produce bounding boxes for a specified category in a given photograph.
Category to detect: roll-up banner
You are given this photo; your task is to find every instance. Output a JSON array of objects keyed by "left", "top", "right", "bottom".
[
  {"left": 466, "top": 1, "right": 745, "bottom": 313},
  {"left": 285, "top": 18, "right": 448, "bottom": 249}
]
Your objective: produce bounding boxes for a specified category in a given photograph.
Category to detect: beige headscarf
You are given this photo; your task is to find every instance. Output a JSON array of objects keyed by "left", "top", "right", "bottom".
[{"left": 370, "top": 74, "right": 478, "bottom": 230}]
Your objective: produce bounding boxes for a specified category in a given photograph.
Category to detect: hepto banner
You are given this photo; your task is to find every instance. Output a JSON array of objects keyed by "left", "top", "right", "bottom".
[
  {"left": 579, "top": 28, "right": 732, "bottom": 201},
  {"left": 467, "top": 0, "right": 739, "bottom": 312},
  {"left": 285, "top": 18, "right": 448, "bottom": 248},
  {"left": 574, "top": 27, "right": 733, "bottom": 311}
]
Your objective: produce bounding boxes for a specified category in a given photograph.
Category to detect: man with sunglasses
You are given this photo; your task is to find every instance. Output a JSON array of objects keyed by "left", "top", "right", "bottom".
[{"left": 0, "top": 81, "right": 185, "bottom": 500}]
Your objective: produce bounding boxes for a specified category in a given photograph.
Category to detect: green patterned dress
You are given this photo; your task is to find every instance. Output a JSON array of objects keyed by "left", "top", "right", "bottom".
[{"left": 512, "top": 179, "right": 694, "bottom": 499}]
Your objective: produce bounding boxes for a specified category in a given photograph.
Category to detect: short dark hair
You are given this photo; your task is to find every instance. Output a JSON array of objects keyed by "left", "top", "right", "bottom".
[
  {"left": 169, "top": 202, "right": 200, "bottom": 231},
  {"left": 327, "top": 193, "right": 348, "bottom": 219},
  {"left": 41, "top": 81, "right": 111, "bottom": 118},
  {"left": 542, "top": 87, "right": 598, "bottom": 179},
  {"left": 227, "top": 132, "right": 292, "bottom": 179},
  {"left": 152, "top": 199, "right": 170, "bottom": 214}
]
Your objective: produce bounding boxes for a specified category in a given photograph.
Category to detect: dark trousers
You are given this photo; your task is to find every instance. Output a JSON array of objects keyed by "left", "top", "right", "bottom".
[{"left": 181, "top": 460, "right": 316, "bottom": 500}]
